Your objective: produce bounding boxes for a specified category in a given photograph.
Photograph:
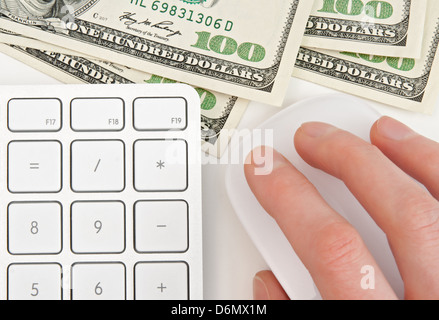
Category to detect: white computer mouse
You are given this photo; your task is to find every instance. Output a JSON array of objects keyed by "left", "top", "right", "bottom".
[{"left": 225, "top": 94, "right": 404, "bottom": 300}]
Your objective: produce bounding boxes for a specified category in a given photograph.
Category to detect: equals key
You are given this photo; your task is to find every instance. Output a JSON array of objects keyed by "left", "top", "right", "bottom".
[{"left": 29, "top": 163, "right": 40, "bottom": 170}]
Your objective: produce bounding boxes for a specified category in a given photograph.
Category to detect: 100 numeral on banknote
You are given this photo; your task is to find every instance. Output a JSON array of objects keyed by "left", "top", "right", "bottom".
[{"left": 0, "top": 0, "right": 314, "bottom": 105}]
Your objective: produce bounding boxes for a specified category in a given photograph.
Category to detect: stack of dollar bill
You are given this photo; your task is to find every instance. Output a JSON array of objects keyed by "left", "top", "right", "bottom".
[{"left": 0, "top": 0, "right": 437, "bottom": 157}]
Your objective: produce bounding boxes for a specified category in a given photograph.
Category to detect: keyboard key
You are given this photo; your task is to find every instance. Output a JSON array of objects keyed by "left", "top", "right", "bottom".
[
  {"left": 134, "top": 201, "right": 188, "bottom": 253},
  {"left": 71, "top": 201, "right": 125, "bottom": 254},
  {"left": 8, "top": 141, "right": 62, "bottom": 193},
  {"left": 71, "top": 263, "right": 126, "bottom": 300},
  {"left": 8, "top": 264, "right": 62, "bottom": 300},
  {"left": 135, "top": 262, "right": 188, "bottom": 300},
  {"left": 71, "top": 140, "right": 125, "bottom": 192},
  {"left": 8, "top": 98, "right": 61, "bottom": 132},
  {"left": 8, "top": 202, "right": 62, "bottom": 254},
  {"left": 134, "top": 97, "right": 187, "bottom": 130},
  {"left": 71, "top": 98, "right": 124, "bottom": 131},
  {"left": 134, "top": 140, "right": 187, "bottom": 191}
]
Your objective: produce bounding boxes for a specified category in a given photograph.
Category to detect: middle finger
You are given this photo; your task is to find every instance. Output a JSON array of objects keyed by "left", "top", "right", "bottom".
[
  {"left": 294, "top": 121, "right": 439, "bottom": 299},
  {"left": 245, "top": 146, "right": 396, "bottom": 299}
]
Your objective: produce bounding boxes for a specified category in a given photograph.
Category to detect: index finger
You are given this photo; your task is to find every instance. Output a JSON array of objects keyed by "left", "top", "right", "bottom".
[{"left": 244, "top": 146, "right": 396, "bottom": 300}]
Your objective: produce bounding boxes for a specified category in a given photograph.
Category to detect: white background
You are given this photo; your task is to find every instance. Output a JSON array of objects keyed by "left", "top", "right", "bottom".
[{"left": 1, "top": 52, "right": 439, "bottom": 299}]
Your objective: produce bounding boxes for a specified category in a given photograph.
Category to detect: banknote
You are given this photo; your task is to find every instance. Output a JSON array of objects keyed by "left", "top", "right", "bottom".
[
  {"left": 293, "top": 1, "right": 439, "bottom": 114},
  {"left": 303, "top": 0, "right": 427, "bottom": 58},
  {"left": 0, "top": 0, "right": 313, "bottom": 105},
  {"left": 0, "top": 43, "right": 248, "bottom": 158},
  {"left": 0, "top": 30, "right": 91, "bottom": 57}
]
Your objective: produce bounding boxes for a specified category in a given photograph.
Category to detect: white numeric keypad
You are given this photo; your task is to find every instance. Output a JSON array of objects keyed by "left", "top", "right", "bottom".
[{"left": 0, "top": 84, "right": 202, "bottom": 300}]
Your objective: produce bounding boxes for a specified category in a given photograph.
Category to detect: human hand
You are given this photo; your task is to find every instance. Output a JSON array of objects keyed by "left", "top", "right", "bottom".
[{"left": 244, "top": 116, "right": 439, "bottom": 300}]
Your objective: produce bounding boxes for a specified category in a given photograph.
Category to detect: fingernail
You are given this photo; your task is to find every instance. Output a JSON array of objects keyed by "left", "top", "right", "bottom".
[
  {"left": 376, "top": 116, "right": 417, "bottom": 141},
  {"left": 245, "top": 146, "right": 289, "bottom": 176},
  {"left": 253, "top": 275, "right": 269, "bottom": 300},
  {"left": 300, "top": 122, "right": 337, "bottom": 138}
]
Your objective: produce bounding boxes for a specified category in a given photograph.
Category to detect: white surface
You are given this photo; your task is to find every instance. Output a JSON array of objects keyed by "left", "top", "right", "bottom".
[
  {"left": 1, "top": 52, "right": 439, "bottom": 299},
  {"left": 226, "top": 95, "right": 404, "bottom": 300}
]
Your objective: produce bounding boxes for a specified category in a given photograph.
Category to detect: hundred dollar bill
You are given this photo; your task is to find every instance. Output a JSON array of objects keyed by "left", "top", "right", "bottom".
[
  {"left": 303, "top": 0, "right": 427, "bottom": 58},
  {"left": 293, "top": 0, "right": 439, "bottom": 114},
  {"left": 0, "top": 43, "right": 248, "bottom": 158},
  {"left": 0, "top": 0, "right": 313, "bottom": 106},
  {"left": 0, "top": 28, "right": 57, "bottom": 50},
  {"left": 0, "top": 30, "right": 92, "bottom": 57}
]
